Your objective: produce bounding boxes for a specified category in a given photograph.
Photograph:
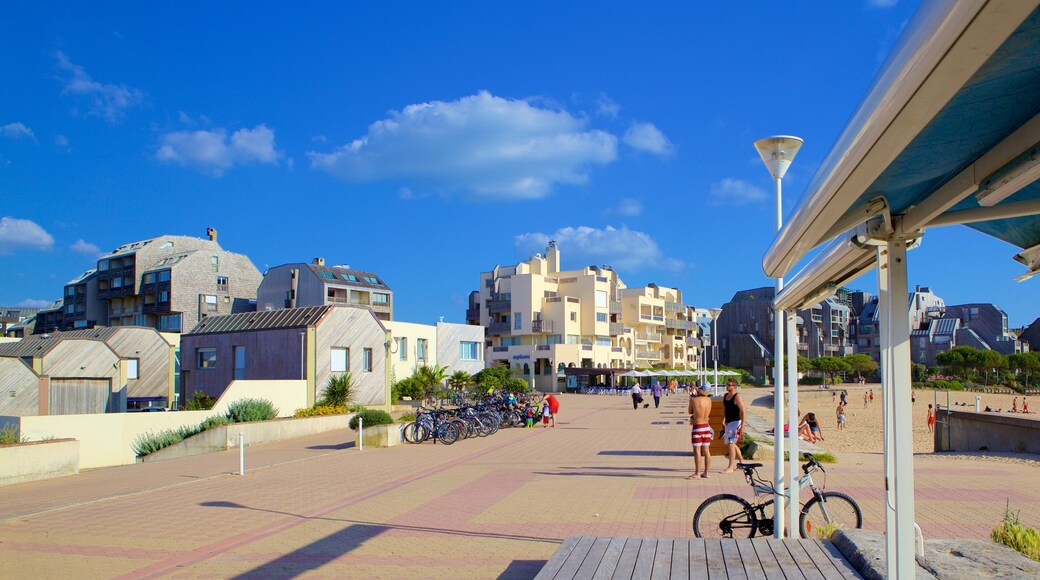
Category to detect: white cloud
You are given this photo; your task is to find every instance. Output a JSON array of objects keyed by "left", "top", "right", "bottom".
[
  {"left": 308, "top": 91, "right": 618, "bottom": 199},
  {"left": 868, "top": 0, "right": 898, "bottom": 7},
  {"left": 606, "top": 197, "right": 643, "bottom": 216},
  {"left": 596, "top": 94, "right": 620, "bottom": 118},
  {"left": 70, "top": 239, "right": 101, "bottom": 256},
  {"left": 17, "top": 298, "right": 53, "bottom": 308},
  {"left": 0, "top": 216, "right": 54, "bottom": 253},
  {"left": 514, "top": 225, "right": 685, "bottom": 273},
  {"left": 156, "top": 124, "right": 280, "bottom": 176},
  {"left": 54, "top": 51, "right": 144, "bottom": 122},
  {"left": 623, "top": 122, "right": 673, "bottom": 156},
  {"left": 54, "top": 134, "right": 70, "bottom": 148},
  {"left": 708, "top": 178, "right": 769, "bottom": 206},
  {"left": 1, "top": 123, "right": 36, "bottom": 141}
]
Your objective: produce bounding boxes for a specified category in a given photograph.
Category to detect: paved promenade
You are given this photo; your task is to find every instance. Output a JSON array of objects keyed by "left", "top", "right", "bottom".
[{"left": 2, "top": 391, "right": 1038, "bottom": 578}]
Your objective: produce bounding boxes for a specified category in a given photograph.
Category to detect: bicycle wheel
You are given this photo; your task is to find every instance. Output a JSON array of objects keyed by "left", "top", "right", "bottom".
[
  {"left": 402, "top": 422, "right": 419, "bottom": 443},
  {"left": 799, "top": 491, "right": 863, "bottom": 539},
  {"left": 437, "top": 423, "right": 459, "bottom": 445},
  {"left": 693, "top": 494, "right": 757, "bottom": 539}
]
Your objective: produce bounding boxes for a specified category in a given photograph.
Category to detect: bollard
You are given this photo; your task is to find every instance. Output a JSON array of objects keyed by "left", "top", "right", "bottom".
[
  {"left": 976, "top": 396, "right": 981, "bottom": 412},
  {"left": 358, "top": 416, "right": 363, "bottom": 451},
  {"left": 239, "top": 432, "right": 244, "bottom": 476}
]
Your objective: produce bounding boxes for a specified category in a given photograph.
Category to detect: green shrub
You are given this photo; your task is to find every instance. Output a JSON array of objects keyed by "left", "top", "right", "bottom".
[
  {"left": 398, "top": 413, "right": 416, "bottom": 422},
  {"left": 199, "top": 415, "right": 232, "bottom": 430},
  {"left": 293, "top": 404, "right": 349, "bottom": 417},
  {"left": 225, "top": 398, "right": 278, "bottom": 423},
  {"left": 184, "top": 390, "right": 216, "bottom": 410},
  {"left": 930, "top": 379, "right": 965, "bottom": 391},
  {"left": 0, "top": 423, "right": 27, "bottom": 445},
  {"left": 993, "top": 501, "right": 1040, "bottom": 562},
  {"left": 814, "top": 520, "right": 844, "bottom": 541},
  {"left": 349, "top": 409, "right": 393, "bottom": 430},
  {"left": 319, "top": 373, "right": 354, "bottom": 407},
  {"left": 392, "top": 376, "right": 424, "bottom": 402}
]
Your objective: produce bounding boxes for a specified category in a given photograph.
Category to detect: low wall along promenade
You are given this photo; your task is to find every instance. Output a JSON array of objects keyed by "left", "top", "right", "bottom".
[{"left": 935, "top": 408, "right": 1040, "bottom": 454}]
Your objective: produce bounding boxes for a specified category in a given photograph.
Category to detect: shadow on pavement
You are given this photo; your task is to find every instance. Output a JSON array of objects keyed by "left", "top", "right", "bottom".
[
  {"left": 533, "top": 471, "right": 682, "bottom": 479},
  {"left": 598, "top": 450, "right": 690, "bottom": 457},
  {"left": 497, "top": 559, "right": 547, "bottom": 579},
  {"left": 307, "top": 441, "right": 356, "bottom": 450},
  {"left": 558, "top": 466, "right": 687, "bottom": 472},
  {"left": 233, "top": 523, "right": 386, "bottom": 578}
]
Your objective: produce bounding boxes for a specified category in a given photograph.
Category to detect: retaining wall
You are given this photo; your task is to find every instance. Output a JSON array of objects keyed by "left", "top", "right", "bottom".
[
  {"left": 935, "top": 409, "right": 1040, "bottom": 454},
  {"left": 0, "top": 439, "right": 79, "bottom": 486}
]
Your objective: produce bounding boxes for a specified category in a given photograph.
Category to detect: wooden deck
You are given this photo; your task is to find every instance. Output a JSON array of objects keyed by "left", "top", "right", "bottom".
[{"left": 534, "top": 536, "right": 862, "bottom": 579}]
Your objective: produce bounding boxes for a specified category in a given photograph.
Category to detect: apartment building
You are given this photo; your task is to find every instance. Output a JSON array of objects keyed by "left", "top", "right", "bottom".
[
  {"left": 256, "top": 259, "right": 392, "bottom": 321},
  {"left": 854, "top": 285, "right": 945, "bottom": 363},
  {"left": 471, "top": 242, "right": 630, "bottom": 391},
  {"left": 1, "top": 306, "right": 40, "bottom": 337},
  {"left": 383, "top": 320, "right": 485, "bottom": 384},
  {"left": 619, "top": 284, "right": 701, "bottom": 371},
  {"left": 34, "top": 228, "right": 261, "bottom": 335},
  {"left": 1020, "top": 318, "right": 1040, "bottom": 351},
  {"left": 799, "top": 298, "right": 854, "bottom": 359}
]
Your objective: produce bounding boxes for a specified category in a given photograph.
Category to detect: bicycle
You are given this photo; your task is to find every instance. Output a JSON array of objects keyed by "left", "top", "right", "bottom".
[{"left": 692, "top": 452, "right": 862, "bottom": 539}]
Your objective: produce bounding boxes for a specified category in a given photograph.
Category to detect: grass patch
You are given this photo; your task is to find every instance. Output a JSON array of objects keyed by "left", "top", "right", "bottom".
[
  {"left": 993, "top": 501, "right": 1040, "bottom": 562},
  {"left": 0, "top": 423, "right": 28, "bottom": 445},
  {"left": 398, "top": 413, "right": 416, "bottom": 422},
  {"left": 814, "top": 520, "right": 844, "bottom": 541}
]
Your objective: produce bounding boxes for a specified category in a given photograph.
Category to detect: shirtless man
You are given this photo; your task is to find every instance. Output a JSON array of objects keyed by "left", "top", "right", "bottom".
[{"left": 688, "top": 385, "right": 713, "bottom": 479}]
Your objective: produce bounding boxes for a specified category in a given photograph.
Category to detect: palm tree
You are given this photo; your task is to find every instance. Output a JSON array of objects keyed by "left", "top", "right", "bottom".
[
  {"left": 448, "top": 370, "right": 472, "bottom": 398},
  {"left": 414, "top": 364, "right": 449, "bottom": 403}
]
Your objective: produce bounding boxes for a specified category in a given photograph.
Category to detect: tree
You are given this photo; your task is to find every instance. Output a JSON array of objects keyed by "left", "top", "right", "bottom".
[
  {"left": 974, "top": 349, "right": 1007, "bottom": 386},
  {"left": 413, "top": 364, "right": 449, "bottom": 403},
  {"left": 843, "top": 354, "right": 879, "bottom": 380},
  {"left": 473, "top": 364, "right": 528, "bottom": 394},
  {"left": 448, "top": 370, "right": 472, "bottom": 393},
  {"left": 797, "top": 356, "right": 813, "bottom": 374},
  {"left": 936, "top": 346, "right": 975, "bottom": 381},
  {"left": 812, "top": 356, "right": 852, "bottom": 385},
  {"left": 1009, "top": 352, "right": 1040, "bottom": 388}
]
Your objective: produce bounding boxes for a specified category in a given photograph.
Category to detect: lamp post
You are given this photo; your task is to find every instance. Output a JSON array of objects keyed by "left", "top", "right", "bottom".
[
  {"left": 755, "top": 135, "right": 803, "bottom": 539},
  {"left": 712, "top": 312, "right": 719, "bottom": 397}
]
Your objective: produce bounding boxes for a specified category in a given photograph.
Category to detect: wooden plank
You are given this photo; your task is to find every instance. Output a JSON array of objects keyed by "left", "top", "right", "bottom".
[
  {"left": 688, "top": 538, "right": 709, "bottom": 578},
  {"left": 611, "top": 536, "right": 642, "bottom": 580},
  {"left": 650, "top": 537, "right": 672, "bottom": 579},
  {"left": 810, "top": 540, "right": 863, "bottom": 579},
  {"left": 573, "top": 537, "right": 612, "bottom": 580},
  {"left": 763, "top": 540, "right": 805, "bottom": 580},
  {"left": 592, "top": 537, "right": 629, "bottom": 580},
  {"left": 670, "top": 537, "right": 691, "bottom": 580},
  {"left": 796, "top": 539, "right": 845, "bottom": 580},
  {"left": 553, "top": 535, "right": 598, "bottom": 580},
  {"left": 735, "top": 538, "right": 767, "bottom": 580},
  {"left": 749, "top": 539, "right": 786, "bottom": 580},
  {"left": 720, "top": 539, "right": 749, "bottom": 580},
  {"left": 535, "top": 535, "right": 581, "bottom": 580},
  {"left": 704, "top": 539, "right": 728, "bottom": 579},
  {"left": 784, "top": 541, "right": 826, "bottom": 580},
  {"left": 631, "top": 537, "right": 658, "bottom": 579}
]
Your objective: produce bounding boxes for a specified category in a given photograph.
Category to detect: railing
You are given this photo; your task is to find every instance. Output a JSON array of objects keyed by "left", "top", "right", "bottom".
[
  {"left": 566, "top": 297, "right": 580, "bottom": 303},
  {"left": 488, "top": 299, "right": 511, "bottom": 314},
  {"left": 636, "top": 332, "right": 662, "bottom": 342},
  {"left": 581, "top": 345, "right": 593, "bottom": 351},
  {"left": 492, "top": 346, "right": 509, "bottom": 352},
  {"left": 536, "top": 345, "right": 551, "bottom": 351},
  {"left": 611, "top": 347, "right": 624, "bottom": 353},
  {"left": 465, "top": 307, "right": 480, "bottom": 321},
  {"left": 532, "top": 319, "right": 552, "bottom": 333},
  {"left": 609, "top": 322, "right": 625, "bottom": 336},
  {"left": 489, "top": 322, "right": 511, "bottom": 335},
  {"left": 326, "top": 296, "right": 349, "bottom": 304},
  {"left": 609, "top": 302, "right": 622, "bottom": 314}
]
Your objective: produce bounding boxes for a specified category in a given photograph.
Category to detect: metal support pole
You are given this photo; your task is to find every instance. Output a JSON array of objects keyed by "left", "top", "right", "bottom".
[
  {"left": 786, "top": 310, "right": 800, "bottom": 534},
  {"left": 712, "top": 316, "right": 719, "bottom": 397},
  {"left": 886, "top": 240, "right": 916, "bottom": 578},
  {"left": 239, "top": 432, "right": 244, "bottom": 476},
  {"left": 358, "top": 416, "right": 364, "bottom": 451},
  {"left": 877, "top": 246, "right": 897, "bottom": 575},
  {"left": 772, "top": 175, "right": 786, "bottom": 539}
]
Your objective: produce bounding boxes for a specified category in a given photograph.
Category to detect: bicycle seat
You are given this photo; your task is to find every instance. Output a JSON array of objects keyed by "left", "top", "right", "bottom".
[{"left": 737, "top": 462, "right": 763, "bottom": 470}]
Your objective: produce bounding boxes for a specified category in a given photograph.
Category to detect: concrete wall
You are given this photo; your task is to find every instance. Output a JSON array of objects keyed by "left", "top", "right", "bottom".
[
  {"left": 0, "top": 439, "right": 79, "bottom": 486},
  {"left": 935, "top": 409, "right": 1040, "bottom": 454},
  {"left": 210, "top": 379, "right": 308, "bottom": 418}
]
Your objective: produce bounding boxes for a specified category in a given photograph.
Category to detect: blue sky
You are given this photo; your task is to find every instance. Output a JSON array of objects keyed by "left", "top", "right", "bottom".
[{"left": 1, "top": 1, "right": 1037, "bottom": 328}]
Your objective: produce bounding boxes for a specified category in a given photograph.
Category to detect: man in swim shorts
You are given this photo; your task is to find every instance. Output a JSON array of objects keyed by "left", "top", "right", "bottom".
[{"left": 688, "top": 385, "right": 713, "bottom": 479}]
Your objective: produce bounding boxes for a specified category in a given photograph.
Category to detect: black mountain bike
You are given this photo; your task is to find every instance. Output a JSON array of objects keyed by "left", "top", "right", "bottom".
[{"left": 693, "top": 453, "right": 863, "bottom": 539}]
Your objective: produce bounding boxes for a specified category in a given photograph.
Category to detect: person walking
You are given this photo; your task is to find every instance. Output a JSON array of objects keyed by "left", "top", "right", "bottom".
[
  {"left": 927, "top": 404, "right": 936, "bottom": 433},
  {"left": 836, "top": 401, "right": 847, "bottom": 431},
  {"left": 720, "top": 380, "right": 746, "bottom": 473},
  {"left": 541, "top": 393, "right": 559, "bottom": 427},
  {"left": 630, "top": 382, "right": 643, "bottom": 410},
  {"left": 869, "top": 389, "right": 875, "bottom": 404},
  {"left": 688, "top": 385, "right": 713, "bottom": 479},
  {"left": 840, "top": 390, "right": 848, "bottom": 405},
  {"left": 651, "top": 379, "right": 664, "bottom": 408},
  {"left": 864, "top": 391, "right": 869, "bottom": 408}
]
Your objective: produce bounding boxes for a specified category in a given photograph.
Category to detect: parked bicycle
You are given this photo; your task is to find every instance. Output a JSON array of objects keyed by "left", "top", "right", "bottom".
[{"left": 692, "top": 452, "right": 862, "bottom": 539}]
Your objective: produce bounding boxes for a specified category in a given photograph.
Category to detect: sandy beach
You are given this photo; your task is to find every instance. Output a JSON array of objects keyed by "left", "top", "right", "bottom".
[{"left": 744, "top": 385, "right": 1039, "bottom": 454}]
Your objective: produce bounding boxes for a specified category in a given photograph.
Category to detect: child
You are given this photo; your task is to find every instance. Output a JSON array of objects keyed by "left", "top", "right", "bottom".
[
  {"left": 524, "top": 403, "right": 535, "bottom": 428},
  {"left": 541, "top": 402, "right": 552, "bottom": 427}
]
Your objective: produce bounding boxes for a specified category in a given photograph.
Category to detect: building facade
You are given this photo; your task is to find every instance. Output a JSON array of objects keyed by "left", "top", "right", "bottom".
[
  {"left": 257, "top": 259, "right": 393, "bottom": 321},
  {"left": 34, "top": 228, "right": 261, "bottom": 335}
]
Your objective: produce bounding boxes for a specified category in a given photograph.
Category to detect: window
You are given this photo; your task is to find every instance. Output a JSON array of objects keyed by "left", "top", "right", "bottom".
[
  {"left": 66, "top": 287, "right": 75, "bottom": 296},
  {"left": 546, "top": 335, "right": 563, "bottom": 345},
  {"left": 66, "top": 305, "right": 75, "bottom": 314},
  {"left": 514, "top": 312, "right": 522, "bottom": 330},
  {"left": 397, "top": 337, "right": 407, "bottom": 361},
  {"left": 566, "top": 334, "right": 579, "bottom": 344},
  {"left": 211, "top": 256, "right": 219, "bottom": 272},
  {"left": 112, "top": 277, "right": 122, "bottom": 288},
  {"left": 160, "top": 241, "right": 173, "bottom": 250},
  {"left": 233, "top": 346, "right": 245, "bottom": 380},
  {"left": 596, "top": 313, "right": 607, "bottom": 323},
  {"left": 417, "top": 338, "right": 428, "bottom": 363},
  {"left": 159, "top": 291, "right": 169, "bottom": 302},
  {"left": 319, "top": 270, "right": 336, "bottom": 280},
  {"left": 363, "top": 276, "right": 380, "bottom": 284},
  {"left": 596, "top": 337, "right": 611, "bottom": 346},
  {"left": 460, "top": 341, "right": 479, "bottom": 361},
  {"left": 343, "top": 273, "right": 359, "bottom": 282},
  {"left": 331, "top": 347, "right": 349, "bottom": 372},
  {"left": 205, "top": 295, "right": 218, "bottom": 312},
  {"left": 595, "top": 290, "right": 607, "bottom": 308},
  {"left": 216, "top": 276, "right": 229, "bottom": 292},
  {"left": 158, "top": 314, "right": 181, "bottom": 331},
  {"left": 159, "top": 270, "right": 170, "bottom": 282},
  {"left": 363, "top": 348, "right": 373, "bottom": 371},
  {"left": 570, "top": 312, "right": 577, "bottom": 322},
  {"left": 197, "top": 348, "right": 217, "bottom": 369},
  {"left": 144, "top": 273, "right": 155, "bottom": 284},
  {"left": 99, "top": 260, "right": 110, "bottom": 271},
  {"left": 372, "top": 292, "right": 389, "bottom": 305}
]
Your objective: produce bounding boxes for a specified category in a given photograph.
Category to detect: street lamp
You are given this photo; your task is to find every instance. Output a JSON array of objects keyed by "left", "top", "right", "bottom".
[{"left": 755, "top": 135, "right": 803, "bottom": 539}]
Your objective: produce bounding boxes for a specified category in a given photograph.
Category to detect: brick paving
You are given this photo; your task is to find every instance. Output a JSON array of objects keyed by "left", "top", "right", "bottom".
[{"left": 2, "top": 391, "right": 1039, "bottom": 578}]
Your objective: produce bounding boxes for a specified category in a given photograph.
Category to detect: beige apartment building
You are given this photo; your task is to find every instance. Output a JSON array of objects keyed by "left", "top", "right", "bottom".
[{"left": 470, "top": 243, "right": 702, "bottom": 391}]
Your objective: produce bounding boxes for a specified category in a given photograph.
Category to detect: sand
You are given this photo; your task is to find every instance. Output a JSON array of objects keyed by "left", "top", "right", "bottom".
[{"left": 743, "top": 385, "right": 1038, "bottom": 454}]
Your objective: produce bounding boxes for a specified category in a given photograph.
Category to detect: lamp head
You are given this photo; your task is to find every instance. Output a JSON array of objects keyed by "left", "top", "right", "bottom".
[{"left": 754, "top": 135, "right": 804, "bottom": 180}]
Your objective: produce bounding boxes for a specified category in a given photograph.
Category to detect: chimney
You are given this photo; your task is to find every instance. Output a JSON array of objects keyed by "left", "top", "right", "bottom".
[
  {"left": 546, "top": 242, "right": 559, "bottom": 274},
  {"left": 313, "top": 258, "right": 325, "bottom": 266},
  {"left": 206, "top": 227, "right": 218, "bottom": 242}
]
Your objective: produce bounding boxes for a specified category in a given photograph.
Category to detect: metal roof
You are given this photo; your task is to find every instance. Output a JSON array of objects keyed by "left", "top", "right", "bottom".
[
  {"left": 0, "top": 336, "right": 101, "bottom": 358},
  {"left": 771, "top": 0, "right": 1040, "bottom": 308},
  {"left": 305, "top": 264, "right": 391, "bottom": 290},
  {"left": 185, "top": 305, "right": 332, "bottom": 335}
]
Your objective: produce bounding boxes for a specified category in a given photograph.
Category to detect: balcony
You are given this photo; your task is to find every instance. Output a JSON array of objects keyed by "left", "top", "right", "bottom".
[
  {"left": 492, "top": 346, "right": 509, "bottom": 353},
  {"left": 532, "top": 319, "right": 553, "bottom": 333},
  {"left": 609, "top": 322, "right": 625, "bottom": 336},
  {"left": 465, "top": 307, "right": 480, "bottom": 321},
  {"left": 636, "top": 332, "right": 662, "bottom": 342},
  {"left": 609, "top": 302, "right": 622, "bottom": 314},
  {"left": 611, "top": 346, "right": 624, "bottom": 353},
  {"left": 488, "top": 299, "right": 511, "bottom": 314},
  {"left": 536, "top": 345, "right": 551, "bottom": 351},
  {"left": 488, "top": 322, "right": 511, "bottom": 336}
]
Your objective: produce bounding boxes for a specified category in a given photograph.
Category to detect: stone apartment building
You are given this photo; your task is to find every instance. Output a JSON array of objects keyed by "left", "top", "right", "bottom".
[
  {"left": 35, "top": 228, "right": 261, "bottom": 335},
  {"left": 256, "top": 259, "right": 393, "bottom": 321}
]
